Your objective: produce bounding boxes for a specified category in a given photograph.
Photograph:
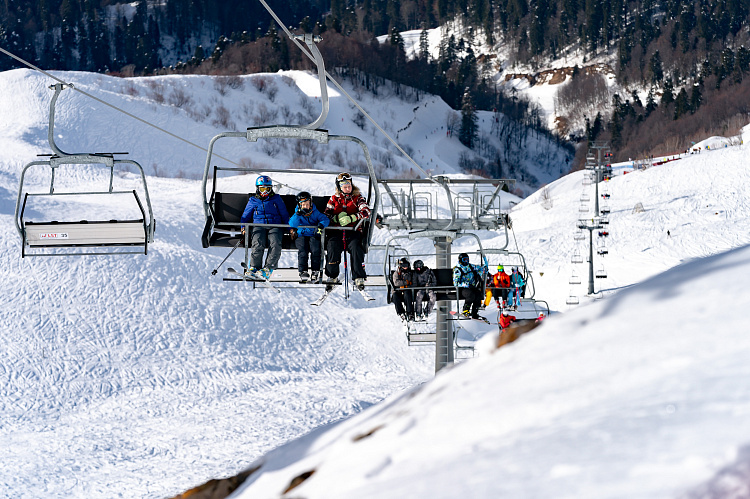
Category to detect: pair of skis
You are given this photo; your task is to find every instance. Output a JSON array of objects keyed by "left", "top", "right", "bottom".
[
  {"left": 311, "top": 283, "right": 375, "bottom": 306},
  {"left": 449, "top": 310, "right": 492, "bottom": 324},
  {"left": 226, "top": 267, "right": 280, "bottom": 293}
]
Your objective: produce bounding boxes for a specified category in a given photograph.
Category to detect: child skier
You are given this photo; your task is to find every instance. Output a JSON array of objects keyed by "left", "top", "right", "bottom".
[
  {"left": 493, "top": 265, "right": 511, "bottom": 308},
  {"left": 240, "top": 175, "right": 289, "bottom": 280},
  {"left": 412, "top": 259, "right": 437, "bottom": 320},
  {"left": 288, "top": 191, "right": 329, "bottom": 283}
]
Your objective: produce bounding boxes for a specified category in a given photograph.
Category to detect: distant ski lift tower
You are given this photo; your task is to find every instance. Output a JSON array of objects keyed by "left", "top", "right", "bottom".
[
  {"left": 578, "top": 218, "right": 604, "bottom": 294},
  {"left": 585, "top": 141, "right": 611, "bottom": 218}
]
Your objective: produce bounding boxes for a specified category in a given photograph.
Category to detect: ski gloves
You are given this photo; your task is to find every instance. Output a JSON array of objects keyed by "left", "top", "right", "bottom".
[{"left": 336, "top": 212, "right": 355, "bottom": 226}]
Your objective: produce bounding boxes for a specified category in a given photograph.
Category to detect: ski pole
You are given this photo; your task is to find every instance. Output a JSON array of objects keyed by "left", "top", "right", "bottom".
[
  {"left": 211, "top": 237, "right": 243, "bottom": 275},
  {"left": 343, "top": 230, "right": 349, "bottom": 299}
]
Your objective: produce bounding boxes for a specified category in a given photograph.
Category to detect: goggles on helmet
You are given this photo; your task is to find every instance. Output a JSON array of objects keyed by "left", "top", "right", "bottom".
[{"left": 258, "top": 186, "right": 272, "bottom": 193}]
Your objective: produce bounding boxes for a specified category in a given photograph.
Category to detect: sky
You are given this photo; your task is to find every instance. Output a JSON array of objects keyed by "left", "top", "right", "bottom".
[{"left": 0, "top": 66, "right": 749, "bottom": 498}]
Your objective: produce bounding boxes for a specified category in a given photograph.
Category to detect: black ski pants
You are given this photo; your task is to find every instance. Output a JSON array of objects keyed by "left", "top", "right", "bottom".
[
  {"left": 393, "top": 289, "right": 415, "bottom": 317},
  {"left": 325, "top": 230, "right": 366, "bottom": 280},
  {"left": 295, "top": 235, "right": 322, "bottom": 272},
  {"left": 460, "top": 286, "right": 482, "bottom": 316}
]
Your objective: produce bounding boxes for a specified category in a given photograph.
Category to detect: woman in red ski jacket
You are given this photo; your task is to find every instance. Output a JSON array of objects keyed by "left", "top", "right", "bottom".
[{"left": 323, "top": 172, "right": 371, "bottom": 291}]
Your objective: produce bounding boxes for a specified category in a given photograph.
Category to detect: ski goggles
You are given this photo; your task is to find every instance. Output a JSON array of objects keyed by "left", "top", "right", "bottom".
[
  {"left": 258, "top": 186, "right": 272, "bottom": 193},
  {"left": 338, "top": 179, "right": 352, "bottom": 186}
]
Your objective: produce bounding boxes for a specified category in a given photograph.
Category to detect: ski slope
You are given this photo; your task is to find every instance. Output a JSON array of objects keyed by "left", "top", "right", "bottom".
[{"left": 0, "top": 66, "right": 749, "bottom": 498}]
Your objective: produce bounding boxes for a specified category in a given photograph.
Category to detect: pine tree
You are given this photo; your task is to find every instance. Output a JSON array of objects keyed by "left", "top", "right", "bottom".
[
  {"left": 459, "top": 90, "right": 478, "bottom": 149},
  {"left": 689, "top": 82, "right": 702, "bottom": 112},
  {"left": 673, "top": 88, "right": 689, "bottom": 119}
]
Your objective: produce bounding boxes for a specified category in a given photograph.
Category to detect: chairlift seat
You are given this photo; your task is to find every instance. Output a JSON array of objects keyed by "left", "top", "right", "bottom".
[
  {"left": 566, "top": 296, "right": 580, "bottom": 305},
  {"left": 25, "top": 219, "right": 147, "bottom": 248}
]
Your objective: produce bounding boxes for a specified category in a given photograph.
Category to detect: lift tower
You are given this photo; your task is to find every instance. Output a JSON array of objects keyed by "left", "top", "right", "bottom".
[{"left": 377, "top": 177, "right": 515, "bottom": 372}]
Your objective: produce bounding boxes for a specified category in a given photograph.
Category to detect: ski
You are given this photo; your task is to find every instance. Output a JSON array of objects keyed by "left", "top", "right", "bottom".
[
  {"left": 449, "top": 310, "right": 492, "bottom": 324},
  {"left": 227, "top": 267, "right": 280, "bottom": 293},
  {"left": 311, "top": 287, "right": 335, "bottom": 306},
  {"left": 354, "top": 285, "right": 375, "bottom": 301}
]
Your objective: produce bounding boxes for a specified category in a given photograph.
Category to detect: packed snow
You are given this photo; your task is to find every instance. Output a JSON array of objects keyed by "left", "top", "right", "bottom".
[{"left": 0, "top": 66, "right": 749, "bottom": 498}]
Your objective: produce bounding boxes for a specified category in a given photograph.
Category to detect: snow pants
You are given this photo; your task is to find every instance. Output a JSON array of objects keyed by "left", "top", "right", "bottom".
[
  {"left": 510, "top": 287, "right": 522, "bottom": 307},
  {"left": 295, "top": 235, "right": 322, "bottom": 272},
  {"left": 393, "top": 289, "right": 415, "bottom": 317},
  {"left": 250, "top": 227, "right": 283, "bottom": 270},
  {"left": 459, "top": 287, "right": 482, "bottom": 316},
  {"left": 325, "top": 230, "right": 366, "bottom": 280},
  {"left": 416, "top": 289, "right": 436, "bottom": 316}
]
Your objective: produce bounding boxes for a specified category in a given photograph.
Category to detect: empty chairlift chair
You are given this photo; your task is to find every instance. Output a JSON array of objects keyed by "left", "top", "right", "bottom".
[
  {"left": 571, "top": 250, "right": 584, "bottom": 264},
  {"left": 596, "top": 266, "right": 607, "bottom": 279},
  {"left": 15, "top": 84, "right": 155, "bottom": 257},
  {"left": 569, "top": 272, "right": 581, "bottom": 285}
]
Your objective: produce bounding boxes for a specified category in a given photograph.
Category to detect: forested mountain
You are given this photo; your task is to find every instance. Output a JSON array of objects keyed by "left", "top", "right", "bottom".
[{"left": 2, "top": 0, "right": 750, "bottom": 168}]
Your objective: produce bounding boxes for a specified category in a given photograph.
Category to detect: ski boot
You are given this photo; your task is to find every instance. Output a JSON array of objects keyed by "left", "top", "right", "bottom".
[
  {"left": 299, "top": 270, "right": 310, "bottom": 283},
  {"left": 259, "top": 267, "right": 273, "bottom": 280},
  {"left": 354, "top": 278, "right": 366, "bottom": 292},
  {"left": 244, "top": 266, "right": 260, "bottom": 278},
  {"left": 325, "top": 276, "right": 339, "bottom": 292},
  {"left": 310, "top": 270, "right": 322, "bottom": 283}
]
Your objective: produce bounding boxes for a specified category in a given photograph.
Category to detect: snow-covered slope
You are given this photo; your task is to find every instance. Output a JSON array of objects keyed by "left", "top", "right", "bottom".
[
  {"left": 1, "top": 66, "right": 749, "bottom": 498},
  {"left": 225, "top": 132, "right": 750, "bottom": 498}
]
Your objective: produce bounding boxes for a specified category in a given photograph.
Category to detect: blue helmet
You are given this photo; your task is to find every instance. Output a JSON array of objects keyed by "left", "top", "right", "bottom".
[
  {"left": 458, "top": 253, "right": 470, "bottom": 265},
  {"left": 256, "top": 175, "right": 273, "bottom": 187}
]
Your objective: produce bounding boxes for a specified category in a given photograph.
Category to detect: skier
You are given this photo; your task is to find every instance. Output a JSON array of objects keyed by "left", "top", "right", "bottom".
[
  {"left": 323, "top": 172, "right": 371, "bottom": 292},
  {"left": 510, "top": 267, "right": 525, "bottom": 310},
  {"left": 452, "top": 253, "right": 488, "bottom": 320},
  {"left": 499, "top": 310, "right": 517, "bottom": 331},
  {"left": 288, "top": 191, "right": 329, "bottom": 283},
  {"left": 493, "top": 265, "right": 511, "bottom": 308},
  {"left": 412, "top": 259, "right": 436, "bottom": 320},
  {"left": 240, "top": 175, "right": 289, "bottom": 279},
  {"left": 536, "top": 312, "right": 546, "bottom": 324},
  {"left": 391, "top": 257, "right": 415, "bottom": 321}
]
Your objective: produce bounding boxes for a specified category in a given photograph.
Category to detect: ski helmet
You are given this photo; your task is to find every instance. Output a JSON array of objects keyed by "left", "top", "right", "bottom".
[
  {"left": 398, "top": 257, "right": 410, "bottom": 270},
  {"left": 497, "top": 265, "right": 504, "bottom": 272},
  {"left": 413, "top": 259, "right": 425, "bottom": 271},
  {"left": 458, "top": 253, "right": 470, "bottom": 265},
  {"left": 256, "top": 175, "right": 273, "bottom": 196},
  {"left": 336, "top": 172, "right": 353, "bottom": 191},
  {"left": 296, "top": 191, "right": 313, "bottom": 214},
  {"left": 502, "top": 310, "right": 509, "bottom": 316}
]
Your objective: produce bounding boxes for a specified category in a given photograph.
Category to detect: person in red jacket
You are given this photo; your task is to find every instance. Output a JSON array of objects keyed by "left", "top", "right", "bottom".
[
  {"left": 493, "top": 265, "right": 511, "bottom": 308},
  {"left": 498, "top": 310, "right": 516, "bottom": 330},
  {"left": 323, "top": 172, "right": 371, "bottom": 292}
]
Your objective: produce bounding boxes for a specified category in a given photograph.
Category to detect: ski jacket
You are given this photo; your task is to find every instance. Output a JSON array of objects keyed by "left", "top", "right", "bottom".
[
  {"left": 289, "top": 205, "right": 329, "bottom": 237},
  {"left": 325, "top": 187, "right": 371, "bottom": 229},
  {"left": 510, "top": 272, "right": 525, "bottom": 288},
  {"left": 493, "top": 271, "right": 511, "bottom": 288},
  {"left": 392, "top": 269, "right": 413, "bottom": 289},
  {"left": 452, "top": 262, "right": 486, "bottom": 288},
  {"left": 240, "top": 193, "right": 290, "bottom": 225},
  {"left": 499, "top": 314, "right": 516, "bottom": 329},
  {"left": 413, "top": 267, "right": 436, "bottom": 289}
]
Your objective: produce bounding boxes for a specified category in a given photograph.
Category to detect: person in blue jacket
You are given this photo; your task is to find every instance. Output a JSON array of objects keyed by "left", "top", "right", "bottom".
[
  {"left": 288, "top": 191, "right": 329, "bottom": 283},
  {"left": 509, "top": 267, "right": 526, "bottom": 310},
  {"left": 240, "top": 175, "right": 289, "bottom": 279},
  {"left": 452, "top": 252, "right": 488, "bottom": 320}
]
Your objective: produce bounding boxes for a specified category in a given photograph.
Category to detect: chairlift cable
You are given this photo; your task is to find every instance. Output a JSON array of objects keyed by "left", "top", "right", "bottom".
[
  {"left": 0, "top": 45, "right": 306, "bottom": 192},
  {"left": 257, "top": 0, "right": 436, "bottom": 184}
]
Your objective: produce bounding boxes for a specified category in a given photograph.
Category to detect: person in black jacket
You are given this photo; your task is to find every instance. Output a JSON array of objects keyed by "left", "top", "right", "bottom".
[
  {"left": 412, "top": 260, "right": 436, "bottom": 320},
  {"left": 391, "top": 257, "right": 415, "bottom": 321}
]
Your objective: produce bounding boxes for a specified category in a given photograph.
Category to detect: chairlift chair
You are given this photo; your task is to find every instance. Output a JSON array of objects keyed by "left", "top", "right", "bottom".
[
  {"left": 569, "top": 272, "right": 581, "bottom": 285},
  {"left": 15, "top": 83, "right": 155, "bottom": 257},
  {"left": 574, "top": 228, "right": 585, "bottom": 241},
  {"left": 200, "top": 35, "right": 381, "bottom": 286},
  {"left": 571, "top": 250, "right": 584, "bottom": 264},
  {"left": 566, "top": 294, "right": 580, "bottom": 305},
  {"left": 580, "top": 192, "right": 590, "bottom": 202},
  {"left": 595, "top": 267, "right": 607, "bottom": 278}
]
